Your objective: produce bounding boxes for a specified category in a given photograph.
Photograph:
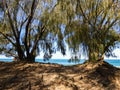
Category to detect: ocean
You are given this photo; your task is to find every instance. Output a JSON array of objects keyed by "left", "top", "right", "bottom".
[{"left": 0, "top": 58, "right": 120, "bottom": 67}]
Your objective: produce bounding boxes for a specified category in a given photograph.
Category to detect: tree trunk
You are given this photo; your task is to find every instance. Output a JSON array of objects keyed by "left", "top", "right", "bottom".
[
  {"left": 25, "top": 54, "right": 35, "bottom": 62},
  {"left": 88, "top": 50, "right": 99, "bottom": 62},
  {"left": 88, "top": 50, "right": 104, "bottom": 63},
  {"left": 16, "top": 48, "right": 35, "bottom": 62},
  {"left": 16, "top": 47, "right": 24, "bottom": 60}
]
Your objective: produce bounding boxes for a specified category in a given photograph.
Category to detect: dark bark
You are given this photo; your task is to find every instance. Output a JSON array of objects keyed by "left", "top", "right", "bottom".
[
  {"left": 24, "top": 0, "right": 36, "bottom": 57},
  {"left": 1, "top": 0, "right": 41, "bottom": 63},
  {"left": 16, "top": 44, "right": 24, "bottom": 60},
  {"left": 30, "top": 25, "right": 45, "bottom": 55},
  {"left": 25, "top": 54, "right": 35, "bottom": 62}
]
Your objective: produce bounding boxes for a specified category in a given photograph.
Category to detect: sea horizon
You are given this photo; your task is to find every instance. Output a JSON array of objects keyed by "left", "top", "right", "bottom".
[{"left": 0, "top": 58, "right": 120, "bottom": 67}]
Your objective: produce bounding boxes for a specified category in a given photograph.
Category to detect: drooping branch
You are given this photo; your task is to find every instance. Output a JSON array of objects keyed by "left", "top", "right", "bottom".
[
  {"left": 0, "top": 31, "right": 16, "bottom": 46},
  {"left": 77, "top": 0, "right": 95, "bottom": 28},
  {"left": 13, "top": 10, "right": 19, "bottom": 39},
  {"left": 107, "top": 17, "right": 119, "bottom": 30},
  {"left": 5, "top": 3, "right": 18, "bottom": 40},
  {"left": 30, "top": 25, "right": 46, "bottom": 55},
  {"left": 24, "top": 0, "right": 36, "bottom": 55}
]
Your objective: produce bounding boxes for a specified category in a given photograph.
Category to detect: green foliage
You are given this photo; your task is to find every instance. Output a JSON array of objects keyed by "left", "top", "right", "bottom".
[
  {"left": 0, "top": 0, "right": 66, "bottom": 62},
  {"left": 58, "top": 0, "right": 120, "bottom": 62},
  {"left": 0, "top": 0, "right": 120, "bottom": 63}
]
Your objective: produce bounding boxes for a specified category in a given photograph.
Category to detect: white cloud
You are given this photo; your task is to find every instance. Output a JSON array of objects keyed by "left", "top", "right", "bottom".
[{"left": 104, "top": 49, "right": 120, "bottom": 59}]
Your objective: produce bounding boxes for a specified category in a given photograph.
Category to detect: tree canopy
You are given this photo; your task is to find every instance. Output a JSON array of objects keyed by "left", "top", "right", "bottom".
[
  {"left": 0, "top": 0, "right": 66, "bottom": 62},
  {"left": 49, "top": 0, "right": 120, "bottom": 62},
  {"left": 0, "top": 0, "right": 120, "bottom": 62},
  {"left": 69, "top": 0, "right": 120, "bottom": 61}
]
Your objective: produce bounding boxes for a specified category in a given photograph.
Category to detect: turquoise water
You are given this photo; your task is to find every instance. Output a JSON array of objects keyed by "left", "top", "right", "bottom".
[
  {"left": 0, "top": 58, "right": 120, "bottom": 67},
  {"left": 36, "top": 59, "right": 84, "bottom": 66},
  {"left": 105, "top": 59, "right": 120, "bottom": 67}
]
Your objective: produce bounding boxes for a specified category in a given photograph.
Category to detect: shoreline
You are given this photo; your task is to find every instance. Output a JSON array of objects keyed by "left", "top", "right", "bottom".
[{"left": 1, "top": 58, "right": 120, "bottom": 67}]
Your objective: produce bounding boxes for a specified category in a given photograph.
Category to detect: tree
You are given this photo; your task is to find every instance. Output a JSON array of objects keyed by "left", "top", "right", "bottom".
[
  {"left": 0, "top": 0, "right": 66, "bottom": 62},
  {"left": 1, "top": 0, "right": 120, "bottom": 63},
  {"left": 56, "top": 0, "right": 120, "bottom": 62}
]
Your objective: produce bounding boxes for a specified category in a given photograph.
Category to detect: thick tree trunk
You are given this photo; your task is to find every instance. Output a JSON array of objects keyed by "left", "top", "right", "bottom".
[
  {"left": 16, "top": 47, "right": 35, "bottom": 62},
  {"left": 16, "top": 41, "right": 25, "bottom": 61},
  {"left": 88, "top": 48, "right": 99, "bottom": 62},
  {"left": 25, "top": 54, "right": 35, "bottom": 62},
  {"left": 16, "top": 55, "right": 35, "bottom": 62},
  {"left": 17, "top": 49, "right": 24, "bottom": 60},
  {"left": 88, "top": 50, "right": 104, "bottom": 63}
]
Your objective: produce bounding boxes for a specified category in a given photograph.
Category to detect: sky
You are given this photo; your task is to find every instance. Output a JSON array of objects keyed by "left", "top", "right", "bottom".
[{"left": 106, "top": 48, "right": 120, "bottom": 59}]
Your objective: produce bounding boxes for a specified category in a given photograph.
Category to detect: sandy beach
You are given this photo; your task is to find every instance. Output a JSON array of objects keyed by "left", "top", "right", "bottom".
[{"left": 0, "top": 61, "right": 120, "bottom": 90}]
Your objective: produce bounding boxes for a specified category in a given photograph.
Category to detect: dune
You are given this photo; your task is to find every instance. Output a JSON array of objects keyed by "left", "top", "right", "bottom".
[{"left": 0, "top": 60, "right": 120, "bottom": 90}]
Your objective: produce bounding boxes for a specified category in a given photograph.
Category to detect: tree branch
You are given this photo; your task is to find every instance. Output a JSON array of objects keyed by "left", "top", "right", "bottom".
[
  {"left": 5, "top": 3, "right": 18, "bottom": 40},
  {"left": 0, "top": 31, "right": 16, "bottom": 46},
  {"left": 19, "top": 16, "right": 29, "bottom": 34},
  {"left": 24, "top": 0, "right": 36, "bottom": 55},
  {"left": 30, "top": 25, "right": 45, "bottom": 55}
]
